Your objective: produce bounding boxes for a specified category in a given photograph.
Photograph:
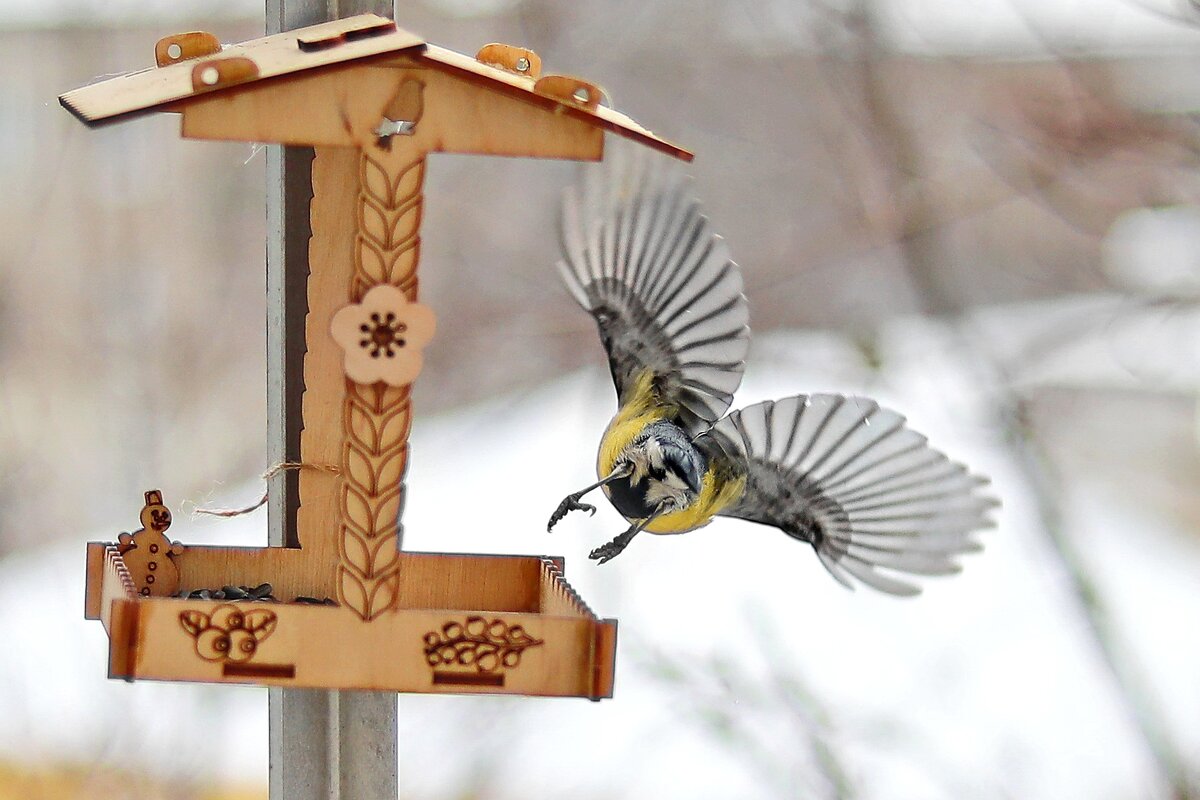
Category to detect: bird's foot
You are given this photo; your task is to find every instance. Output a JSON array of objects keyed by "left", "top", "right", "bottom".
[
  {"left": 547, "top": 494, "right": 596, "bottom": 531},
  {"left": 589, "top": 530, "right": 637, "bottom": 565}
]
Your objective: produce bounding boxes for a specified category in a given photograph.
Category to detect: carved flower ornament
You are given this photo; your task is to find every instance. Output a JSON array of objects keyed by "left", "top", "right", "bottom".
[{"left": 330, "top": 284, "right": 436, "bottom": 386}]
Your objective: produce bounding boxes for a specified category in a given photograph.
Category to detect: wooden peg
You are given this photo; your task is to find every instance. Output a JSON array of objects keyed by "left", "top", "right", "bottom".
[
  {"left": 534, "top": 75, "right": 603, "bottom": 112},
  {"left": 474, "top": 43, "right": 541, "bottom": 79},
  {"left": 155, "top": 31, "right": 221, "bottom": 67},
  {"left": 190, "top": 57, "right": 259, "bottom": 94}
]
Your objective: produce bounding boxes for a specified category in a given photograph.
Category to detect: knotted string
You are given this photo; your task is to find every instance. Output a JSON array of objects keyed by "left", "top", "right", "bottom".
[{"left": 192, "top": 461, "right": 341, "bottom": 518}]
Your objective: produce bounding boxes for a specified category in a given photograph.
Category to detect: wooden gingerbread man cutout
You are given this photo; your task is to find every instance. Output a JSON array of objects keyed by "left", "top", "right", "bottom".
[{"left": 117, "top": 490, "right": 185, "bottom": 597}]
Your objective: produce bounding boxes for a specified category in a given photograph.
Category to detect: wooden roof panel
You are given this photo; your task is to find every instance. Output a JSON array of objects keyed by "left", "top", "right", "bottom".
[
  {"left": 60, "top": 15, "right": 424, "bottom": 126},
  {"left": 59, "top": 15, "right": 691, "bottom": 161},
  {"left": 419, "top": 44, "right": 691, "bottom": 161}
]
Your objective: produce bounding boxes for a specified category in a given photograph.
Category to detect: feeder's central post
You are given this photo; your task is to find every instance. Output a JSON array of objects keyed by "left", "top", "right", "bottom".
[{"left": 266, "top": 2, "right": 399, "bottom": 799}]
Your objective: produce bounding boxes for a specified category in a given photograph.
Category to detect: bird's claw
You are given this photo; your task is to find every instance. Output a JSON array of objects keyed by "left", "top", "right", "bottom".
[
  {"left": 547, "top": 495, "right": 596, "bottom": 531},
  {"left": 589, "top": 531, "right": 634, "bottom": 564},
  {"left": 588, "top": 542, "right": 622, "bottom": 564}
]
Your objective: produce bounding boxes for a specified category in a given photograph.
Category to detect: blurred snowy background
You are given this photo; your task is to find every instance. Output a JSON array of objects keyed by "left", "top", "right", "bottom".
[{"left": 2, "top": 0, "right": 1200, "bottom": 798}]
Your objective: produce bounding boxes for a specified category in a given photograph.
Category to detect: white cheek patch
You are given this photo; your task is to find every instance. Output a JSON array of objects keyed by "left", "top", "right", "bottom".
[
  {"left": 623, "top": 440, "right": 657, "bottom": 484},
  {"left": 645, "top": 475, "right": 693, "bottom": 510},
  {"left": 643, "top": 440, "right": 664, "bottom": 468},
  {"left": 645, "top": 482, "right": 678, "bottom": 508},
  {"left": 620, "top": 435, "right": 699, "bottom": 513},
  {"left": 662, "top": 471, "right": 690, "bottom": 492}
]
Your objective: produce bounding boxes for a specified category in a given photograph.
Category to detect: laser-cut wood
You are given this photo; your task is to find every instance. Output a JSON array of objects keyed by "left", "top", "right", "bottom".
[
  {"left": 116, "top": 490, "right": 184, "bottom": 597},
  {"left": 60, "top": 16, "right": 424, "bottom": 126},
  {"left": 66, "top": 13, "right": 691, "bottom": 699},
  {"left": 59, "top": 14, "right": 689, "bottom": 159},
  {"left": 154, "top": 31, "right": 221, "bottom": 67},
  {"left": 329, "top": 284, "right": 436, "bottom": 387},
  {"left": 474, "top": 43, "right": 542, "bottom": 78},
  {"left": 89, "top": 548, "right": 617, "bottom": 697},
  {"left": 534, "top": 75, "right": 604, "bottom": 112}
]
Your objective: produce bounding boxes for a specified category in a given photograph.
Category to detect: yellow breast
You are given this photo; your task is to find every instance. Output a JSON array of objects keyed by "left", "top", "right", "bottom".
[
  {"left": 595, "top": 371, "right": 745, "bottom": 535},
  {"left": 597, "top": 371, "right": 669, "bottom": 477},
  {"left": 643, "top": 468, "right": 745, "bottom": 534}
]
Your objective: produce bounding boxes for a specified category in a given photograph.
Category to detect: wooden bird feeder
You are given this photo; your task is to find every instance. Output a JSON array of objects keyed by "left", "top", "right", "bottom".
[{"left": 65, "top": 15, "right": 691, "bottom": 700}]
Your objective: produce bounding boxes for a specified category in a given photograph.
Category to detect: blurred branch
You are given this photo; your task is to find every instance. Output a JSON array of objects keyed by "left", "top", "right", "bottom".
[
  {"left": 836, "top": 1, "right": 1197, "bottom": 795},
  {"left": 632, "top": 617, "right": 855, "bottom": 800},
  {"left": 842, "top": 2, "right": 954, "bottom": 315},
  {"left": 1120, "top": 0, "right": 1200, "bottom": 26},
  {"left": 989, "top": 374, "right": 1198, "bottom": 799},
  {"left": 1003, "top": 294, "right": 1200, "bottom": 382}
]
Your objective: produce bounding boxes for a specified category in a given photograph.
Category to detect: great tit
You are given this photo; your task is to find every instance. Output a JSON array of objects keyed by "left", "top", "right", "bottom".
[{"left": 547, "top": 148, "right": 995, "bottom": 595}]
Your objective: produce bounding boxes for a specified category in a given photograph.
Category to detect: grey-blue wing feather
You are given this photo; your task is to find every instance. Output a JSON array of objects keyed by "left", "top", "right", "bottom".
[
  {"left": 697, "top": 395, "right": 996, "bottom": 596},
  {"left": 558, "top": 146, "right": 750, "bottom": 435}
]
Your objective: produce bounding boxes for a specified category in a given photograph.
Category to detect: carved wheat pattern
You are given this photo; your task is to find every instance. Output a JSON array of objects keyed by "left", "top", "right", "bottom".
[
  {"left": 338, "top": 146, "right": 425, "bottom": 620},
  {"left": 353, "top": 149, "right": 424, "bottom": 300}
]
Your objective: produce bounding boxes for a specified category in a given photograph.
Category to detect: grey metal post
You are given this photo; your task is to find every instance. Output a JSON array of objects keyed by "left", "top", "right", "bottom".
[{"left": 266, "top": 2, "right": 398, "bottom": 798}]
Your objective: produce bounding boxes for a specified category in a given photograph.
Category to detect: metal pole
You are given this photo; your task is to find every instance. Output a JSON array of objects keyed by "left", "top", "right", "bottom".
[{"left": 266, "top": 2, "right": 398, "bottom": 798}]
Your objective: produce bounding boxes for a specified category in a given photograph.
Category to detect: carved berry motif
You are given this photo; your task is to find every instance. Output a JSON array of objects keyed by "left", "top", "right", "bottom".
[{"left": 179, "top": 604, "right": 277, "bottom": 663}]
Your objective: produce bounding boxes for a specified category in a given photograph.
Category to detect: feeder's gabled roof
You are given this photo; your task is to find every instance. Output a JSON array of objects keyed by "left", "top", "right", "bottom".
[{"left": 59, "top": 14, "right": 691, "bottom": 161}]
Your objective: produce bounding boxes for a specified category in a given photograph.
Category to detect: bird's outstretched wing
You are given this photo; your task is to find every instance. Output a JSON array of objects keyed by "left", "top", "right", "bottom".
[
  {"left": 558, "top": 146, "right": 750, "bottom": 435},
  {"left": 696, "top": 394, "right": 996, "bottom": 596}
]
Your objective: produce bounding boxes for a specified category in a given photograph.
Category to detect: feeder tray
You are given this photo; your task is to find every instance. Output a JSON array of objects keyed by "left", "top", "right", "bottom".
[
  {"left": 64, "top": 14, "right": 691, "bottom": 700},
  {"left": 85, "top": 535, "right": 615, "bottom": 697}
]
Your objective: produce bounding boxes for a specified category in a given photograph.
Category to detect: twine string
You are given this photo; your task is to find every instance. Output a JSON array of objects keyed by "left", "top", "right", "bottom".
[{"left": 192, "top": 461, "right": 341, "bottom": 519}]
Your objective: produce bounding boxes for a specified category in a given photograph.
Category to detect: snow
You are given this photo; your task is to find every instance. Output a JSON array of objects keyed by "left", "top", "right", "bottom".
[{"left": 1, "top": 326, "right": 1197, "bottom": 798}]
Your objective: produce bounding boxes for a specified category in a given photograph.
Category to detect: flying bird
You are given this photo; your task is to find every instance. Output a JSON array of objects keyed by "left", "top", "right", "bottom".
[{"left": 547, "top": 149, "right": 996, "bottom": 595}]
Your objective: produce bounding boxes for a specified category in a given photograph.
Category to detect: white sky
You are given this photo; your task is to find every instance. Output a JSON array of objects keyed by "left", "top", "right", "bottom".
[
  {"left": 878, "top": 0, "right": 1200, "bottom": 53},
  {"left": 4, "top": 0, "right": 1200, "bottom": 55}
]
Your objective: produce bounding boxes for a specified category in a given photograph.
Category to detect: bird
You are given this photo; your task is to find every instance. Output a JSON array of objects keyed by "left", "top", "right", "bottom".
[{"left": 546, "top": 146, "right": 997, "bottom": 596}]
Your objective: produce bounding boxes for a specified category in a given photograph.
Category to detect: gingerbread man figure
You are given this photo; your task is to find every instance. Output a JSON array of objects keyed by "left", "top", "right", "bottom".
[{"left": 117, "top": 490, "right": 185, "bottom": 597}]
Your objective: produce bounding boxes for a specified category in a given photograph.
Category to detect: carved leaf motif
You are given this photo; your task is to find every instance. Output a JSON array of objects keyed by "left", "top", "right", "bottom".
[
  {"left": 357, "top": 239, "right": 388, "bottom": 287},
  {"left": 341, "top": 528, "right": 371, "bottom": 576},
  {"left": 374, "top": 490, "right": 402, "bottom": 531},
  {"left": 392, "top": 204, "right": 422, "bottom": 248},
  {"left": 371, "top": 536, "right": 400, "bottom": 574},
  {"left": 179, "top": 610, "right": 208, "bottom": 637},
  {"left": 361, "top": 156, "right": 391, "bottom": 209},
  {"left": 340, "top": 484, "right": 372, "bottom": 542},
  {"left": 342, "top": 485, "right": 376, "bottom": 539},
  {"left": 338, "top": 567, "right": 369, "bottom": 614},
  {"left": 376, "top": 448, "right": 406, "bottom": 489},
  {"left": 345, "top": 446, "right": 376, "bottom": 493},
  {"left": 366, "top": 572, "right": 398, "bottom": 620},
  {"left": 243, "top": 610, "right": 278, "bottom": 640},
  {"left": 393, "top": 159, "right": 424, "bottom": 206},
  {"left": 377, "top": 402, "right": 412, "bottom": 445},
  {"left": 360, "top": 201, "right": 389, "bottom": 247},
  {"left": 392, "top": 247, "right": 419, "bottom": 287},
  {"left": 347, "top": 399, "right": 380, "bottom": 451}
]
